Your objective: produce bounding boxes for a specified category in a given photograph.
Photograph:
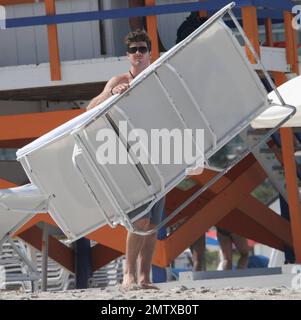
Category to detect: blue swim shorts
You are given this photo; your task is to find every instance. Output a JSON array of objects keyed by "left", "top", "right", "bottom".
[{"left": 128, "top": 196, "right": 165, "bottom": 226}]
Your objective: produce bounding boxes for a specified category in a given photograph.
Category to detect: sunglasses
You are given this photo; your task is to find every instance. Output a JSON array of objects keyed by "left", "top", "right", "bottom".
[{"left": 128, "top": 46, "right": 148, "bottom": 54}]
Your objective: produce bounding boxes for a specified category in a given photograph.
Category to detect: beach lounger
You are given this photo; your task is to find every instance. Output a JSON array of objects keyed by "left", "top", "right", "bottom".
[
  {"left": 251, "top": 75, "right": 301, "bottom": 129},
  {"left": 0, "top": 184, "right": 48, "bottom": 243},
  {"left": 0, "top": 3, "right": 295, "bottom": 241}
]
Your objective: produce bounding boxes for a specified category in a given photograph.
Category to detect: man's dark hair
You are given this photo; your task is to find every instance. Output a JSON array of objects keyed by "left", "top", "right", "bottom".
[{"left": 125, "top": 29, "right": 152, "bottom": 52}]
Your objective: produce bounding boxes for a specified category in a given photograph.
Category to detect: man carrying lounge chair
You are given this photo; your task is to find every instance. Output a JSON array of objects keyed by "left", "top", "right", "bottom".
[{"left": 87, "top": 29, "right": 164, "bottom": 290}]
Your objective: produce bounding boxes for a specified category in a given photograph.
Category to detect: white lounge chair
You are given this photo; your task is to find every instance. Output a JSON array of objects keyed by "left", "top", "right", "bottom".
[
  {"left": 0, "top": 184, "right": 48, "bottom": 243},
  {"left": 0, "top": 3, "right": 295, "bottom": 242},
  {"left": 0, "top": 239, "right": 40, "bottom": 291},
  {"left": 251, "top": 74, "right": 301, "bottom": 129}
]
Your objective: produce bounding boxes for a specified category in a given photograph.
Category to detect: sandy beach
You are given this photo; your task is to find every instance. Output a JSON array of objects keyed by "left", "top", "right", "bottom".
[{"left": 1, "top": 284, "right": 301, "bottom": 300}]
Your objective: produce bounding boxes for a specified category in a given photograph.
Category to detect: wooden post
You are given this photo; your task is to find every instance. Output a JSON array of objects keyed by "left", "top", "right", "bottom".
[
  {"left": 264, "top": 18, "right": 273, "bottom": 47},
  {"left": 241, "top": 6, "right": 260, "bottom": 62},
  {"left": 278, "top": 11, "right": 301, "bottom": 262},
  {"left": 284, "top": 12, "right": 299, "bottom": 75},
  {"left": 41, "top": 222, "right": 49, "bottom": 291},
  {"left": 145, "top": 0, "right": 159, "bottom": 61},
  {"left": 45, "top": 0, "right": 61, "bottom": 80}
]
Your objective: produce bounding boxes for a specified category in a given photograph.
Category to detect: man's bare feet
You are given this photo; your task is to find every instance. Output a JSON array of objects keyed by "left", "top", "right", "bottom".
[{"left": 121, "top": 274, "right": 138, "bottom": 291}]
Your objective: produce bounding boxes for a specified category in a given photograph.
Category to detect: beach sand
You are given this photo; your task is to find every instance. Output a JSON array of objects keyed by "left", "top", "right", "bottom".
[{"left": 1, "top": 284, "right": 301, "bottom": 300}]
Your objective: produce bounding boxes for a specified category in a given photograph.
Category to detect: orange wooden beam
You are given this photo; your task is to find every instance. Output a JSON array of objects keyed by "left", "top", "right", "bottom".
[
  {"left": 280, "top": 127, "right": 301, "bottom": 262},
  {"left": 190, "top": 169, "right": 229, "bottom": 194},
  {"left": 264, "top": 18, "right": 284, "bottom": 86},
  {"left": 45, "top": 0, "right": 61, "bottom": 81},
  {"left": 241, "top": 6, "right": 260, "bottom": 62},
  {"left": 145, "top": 0, "right": 159, "bottom": 61},
  {"left": 0, "top": 178, "right": 16, "bottom": 188},
  {"left": 87, "top": 225, "right": 127, "bottom": 253},
  {"left": 237, "top": 196, "right": 292, "bottom": 247},
  {"left": 264, "top": 18, "right": 273, "bottom": 47},
  {"left": 217, "top": 209, "right": 290, "bottom": 252},
  {"left": 0, "top": 109, "right": 83, "bottom": 144},
  {"left": 91, "top": 243, "right": 123, "bottom": 272},
  {"left": 166, "top": 195, "right": 209, "bottom": 227},
  {"left": 189, "top": 158, "right": 293, "bottom": 249},
  {"left": 192, "top": 157, "right": 293, "bottom": 250},
  {"left": 18, "top": 225, "right": 74, "bottom": 273},
  {"left": 13, "top": 213, "right": 57, "bottom": 236},
  {"left": 159, "top": 160, "right": 266, "bottom": 266},
  {"left": 284, "top": 11, "right": 299, "bottom": 75},
  {"left": 275, "top": 12, "right": 301, "bottom": 262},
  {"left": 273, "top": 71, "right": 287, "bottom": 87}
]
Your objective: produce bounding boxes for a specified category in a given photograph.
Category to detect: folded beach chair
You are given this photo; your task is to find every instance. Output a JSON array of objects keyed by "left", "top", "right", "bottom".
[
  {"left": 0, "top": 184, "right": 48, "bottom": 245},
  {"left": 0, "top": 3, "right": 295, "bottom": 241},
  {"left": 251, "top": 74, "right": 301, "bottom": 129},
  {"left": 0, "top": 238, "right": 41, "bottom": 291}
]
